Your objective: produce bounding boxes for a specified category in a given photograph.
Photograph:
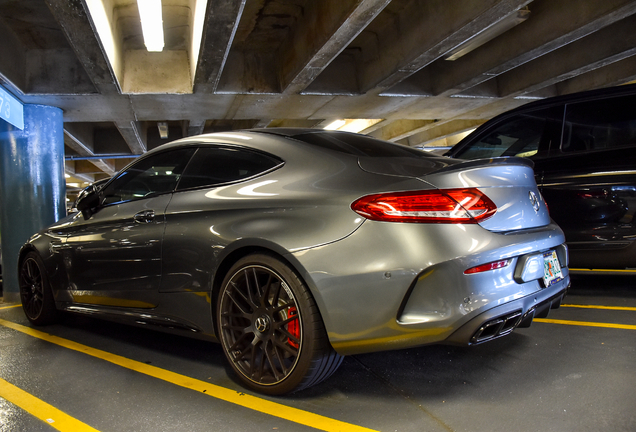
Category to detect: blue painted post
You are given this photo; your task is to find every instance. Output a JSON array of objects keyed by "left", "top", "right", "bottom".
[{"left": 0, "top": 104, "right": 65, "bottom": 302}]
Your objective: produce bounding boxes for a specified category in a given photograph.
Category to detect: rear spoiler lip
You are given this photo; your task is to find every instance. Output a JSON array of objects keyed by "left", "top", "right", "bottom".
[{"left": 430, "top": 156, "right": 534, "bottom": 175}]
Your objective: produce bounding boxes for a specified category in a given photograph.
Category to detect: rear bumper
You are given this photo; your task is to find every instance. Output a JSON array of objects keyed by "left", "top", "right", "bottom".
[
  {"left": 444, "top": 276, "right": 570, "bottom": 345},
  {"left": 293, "top": 220, "right": 569, "bottom": 356}
]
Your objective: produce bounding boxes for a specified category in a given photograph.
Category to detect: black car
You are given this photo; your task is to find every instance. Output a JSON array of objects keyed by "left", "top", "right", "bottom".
[{"left": 446, "top": 84, "right": 636, "bottom": 274}]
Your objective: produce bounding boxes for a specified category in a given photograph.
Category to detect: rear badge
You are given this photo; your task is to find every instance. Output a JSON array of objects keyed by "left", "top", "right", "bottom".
[{"left": 529, "top": 191, "right": 540, "bottom": 213}]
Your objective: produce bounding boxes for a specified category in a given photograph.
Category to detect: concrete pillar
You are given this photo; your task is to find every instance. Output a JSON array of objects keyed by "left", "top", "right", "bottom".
[{"left": 0, "top": 104, "right": 65, "bottom": 302}]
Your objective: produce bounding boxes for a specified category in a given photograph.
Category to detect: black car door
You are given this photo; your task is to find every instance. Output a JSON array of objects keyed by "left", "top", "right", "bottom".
[{"left": 538, "top": 95, "right": 636, "bottom": 269}]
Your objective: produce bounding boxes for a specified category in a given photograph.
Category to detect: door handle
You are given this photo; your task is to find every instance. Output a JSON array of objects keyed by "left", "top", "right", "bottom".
[{"left": 133, "top": 210, "right": 155, "bottom": 224}]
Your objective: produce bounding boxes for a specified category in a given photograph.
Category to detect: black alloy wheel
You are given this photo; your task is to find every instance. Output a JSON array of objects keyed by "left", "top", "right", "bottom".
[
  {"left": 217, "top": 254, "right": 343, "bottom": 395},
  {"left": 19, "top": 252, "right": 60, "bottom": 325}
]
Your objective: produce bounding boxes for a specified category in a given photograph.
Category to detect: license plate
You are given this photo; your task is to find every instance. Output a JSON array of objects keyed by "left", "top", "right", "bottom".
[{"left": 543, "top": 250, "right": 563, "bottom": 287}]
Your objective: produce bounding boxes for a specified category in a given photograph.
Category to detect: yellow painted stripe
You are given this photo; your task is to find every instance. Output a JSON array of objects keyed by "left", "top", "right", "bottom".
[
  {"left": 561, "top": 304, "right": 636, "bottom": 312},
  {"left": 0, "top": 377, "right": 100, "bottom": 432},
  {"left": 0, "top": 304, "right": 21, "bottom": 310},
  {"left": 0, "top": 318, "right": 376, "bottom": 432},
  {"left": 534, "top": 318, "right": 636, "bottom": 330},
  {"left": 569, "top": 268, "right": 636, "bottom": 273}
]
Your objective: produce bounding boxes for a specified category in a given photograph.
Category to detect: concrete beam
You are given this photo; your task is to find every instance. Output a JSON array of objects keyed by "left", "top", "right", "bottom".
[
  {"left": 45, "top": 0, "right": 120, "bottom": 95},
  {"left": 278, "top": 0, "right": 390, "bottom": 94},
  {"left": 87, "top": 158, "right": 116, "bottom": 175},
  {"left": 193, "top": 0, "right": 246, "bottom": 93},
  {"left": 497, "top": 15, "right": 636, "bottom": 97},
  {"left": 115, "top": 121, "right": 147, "bottom": 155},
  {"left": 359, "top": 0, "right": 531, "bottom": 94},
  {"left": 402, "top": 119, "right": 486, "bottom": 147},
  {"left": 64, "top": 123, "right": 95, "bottom": 155},
  {"left": 556, "top": 54, "right": 636, "bottom": 95},
  {"left": 187, "top": 120, "right": 206, "bottom": 137},
  {"left": 72, "top": 159, "right": 106, "bottom": 174},
  {"left": 367, "top": 119, "right": 438, "bottom": 142},
  {"left": 65, "top": 123, "right": 118, "bottom": 177},
  {"left": 390, "top": 0, "right": 636, "bottom": 97},
  {"left": 64, "top": 160, "right": 95, "bottom": 183}
]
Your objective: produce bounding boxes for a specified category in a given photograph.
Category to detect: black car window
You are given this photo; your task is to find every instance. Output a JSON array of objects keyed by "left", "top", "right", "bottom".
[
  {"left": 176, "top": 146, "right": 282, "bottom": 190},
  {"left": 454, "top": 107, "right": 563, "bottom": 160},
  {"left": 101, "top": 148, "right": 195, "bottom": 205},
  {"left": 562, "top": 94, "right": 636, "bottom": 152}
]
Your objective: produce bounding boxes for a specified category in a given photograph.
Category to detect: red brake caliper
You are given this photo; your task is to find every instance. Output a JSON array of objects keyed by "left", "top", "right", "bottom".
[{"left": 287, "top": 306, "right": 300, "bottom": 348}]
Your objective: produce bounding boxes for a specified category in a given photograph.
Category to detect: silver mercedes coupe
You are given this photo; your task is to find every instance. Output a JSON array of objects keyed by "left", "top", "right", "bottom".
[{"left": 19, "top": 129, "right": 570, "bottom": 394}]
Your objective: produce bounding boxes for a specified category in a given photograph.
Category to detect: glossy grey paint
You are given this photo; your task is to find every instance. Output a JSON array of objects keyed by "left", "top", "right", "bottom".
[{"left": 21, "top": 129, "right": 569, "bottom": 354}]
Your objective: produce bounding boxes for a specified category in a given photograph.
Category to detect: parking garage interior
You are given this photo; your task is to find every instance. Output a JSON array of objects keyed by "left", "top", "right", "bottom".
[{"left": 1, "top": 0, "right": 635, "bottom": 431}]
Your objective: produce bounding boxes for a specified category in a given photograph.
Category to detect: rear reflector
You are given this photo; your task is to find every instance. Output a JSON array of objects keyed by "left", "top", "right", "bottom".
[
  {"left": 351, "top": 188, "right": 497, "bottom": 223},
  {"left": 464, "top": 259, "right": 511, "bottom": 274}
]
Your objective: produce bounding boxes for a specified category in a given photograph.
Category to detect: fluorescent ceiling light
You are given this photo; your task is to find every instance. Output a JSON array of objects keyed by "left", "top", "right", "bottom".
[
  {"left": 445, "top": 8, "right": 530, "bottom": 61},
  {"left": 324, "top": 120, "right": 346, "bottom": 130},
  {"left": 137, "top": 0, "right": 164, "bottom": 52},
  {"left": 324, "top": 119, "right": 383, "bottom": 133}
]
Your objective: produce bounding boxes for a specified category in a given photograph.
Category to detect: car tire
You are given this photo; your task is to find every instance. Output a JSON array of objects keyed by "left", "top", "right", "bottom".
[
  {"left": 19, "top": 251, "right": 60, "bottom": 326},
  {"left": 217, "top": 253, "right": 343, "bottom": 395}
]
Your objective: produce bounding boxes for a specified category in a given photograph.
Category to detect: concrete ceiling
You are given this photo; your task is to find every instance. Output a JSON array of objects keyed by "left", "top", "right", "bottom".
[{"left": 2, "top": 0, "right": 636, "bottom": 194}]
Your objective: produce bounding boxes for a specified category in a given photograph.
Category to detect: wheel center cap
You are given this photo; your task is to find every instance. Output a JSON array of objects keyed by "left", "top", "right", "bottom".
[{"left": 255, "top": 315, "right": 270, "bottom": 333}]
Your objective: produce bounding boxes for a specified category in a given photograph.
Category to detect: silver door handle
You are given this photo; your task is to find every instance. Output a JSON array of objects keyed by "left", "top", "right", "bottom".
[{"left": 133, "top": 210, "right": 155, "bottom": 223}]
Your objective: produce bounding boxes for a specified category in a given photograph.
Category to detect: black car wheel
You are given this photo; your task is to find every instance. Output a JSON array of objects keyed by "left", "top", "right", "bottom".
[
  {"left": 19, "top": 252, "right": 60, "bottom": 325},
  {"left": 217, "top": 253, "right": 343, "bottom": 395}
]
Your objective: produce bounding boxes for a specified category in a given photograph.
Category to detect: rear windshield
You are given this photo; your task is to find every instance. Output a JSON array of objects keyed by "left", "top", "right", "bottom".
[{"left": 292, "top": 131, "right": 432, "bottom": 158}]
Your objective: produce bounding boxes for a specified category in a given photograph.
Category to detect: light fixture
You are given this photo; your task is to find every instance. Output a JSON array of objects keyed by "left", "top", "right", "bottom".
[
  {"left": 137, "top": 0, "right": 164, "bottom": 52},
  {"left": 157, "top": 121, "right": 169, "bottom": 139},
  {"left": 324, "top": 119, "right": 383, "bottom": 133},
  {"left": 445, "top": 7, "right": 530, "bottom": 61},
  {"left": 324, "top": 120, "right": 346, "bottom": 130}
]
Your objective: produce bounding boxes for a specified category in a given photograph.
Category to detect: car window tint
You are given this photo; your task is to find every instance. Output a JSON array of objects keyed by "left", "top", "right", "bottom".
[
  {"left": 176, "top": 146, "right": 282, "bottom": 190},
  {"left": 562, "top": 95, "right": 636, "bottom": 152},
  {"left": 101, "top": 148, "right": 195, "bottom": 205},
  {"left": 294, "top": 131, "right": 430, "bottom": 158},
  {"left": 455, "top": 111, "right": 554, "bottom": 160}
]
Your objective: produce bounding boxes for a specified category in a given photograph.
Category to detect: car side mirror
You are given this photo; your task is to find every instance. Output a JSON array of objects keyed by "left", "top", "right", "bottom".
[{"left": 76, "top": 186, "right": 101, "bottom": 219}]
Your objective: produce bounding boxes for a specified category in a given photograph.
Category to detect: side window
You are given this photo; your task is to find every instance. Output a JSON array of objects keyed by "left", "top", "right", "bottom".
[
  {"left": 562, "top": 95, "right": 636, "bottom": 152},
  {"left": 455, "top": 107, "right": 563, "bottom": 160},
  {"left": 176, "top": 146, "right": 282, "bottom": 190},
  {"left": 101, "top": 148, "right": 195, "bottom": 205}
]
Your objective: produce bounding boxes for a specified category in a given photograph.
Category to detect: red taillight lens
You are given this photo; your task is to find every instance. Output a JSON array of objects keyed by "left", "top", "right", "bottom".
[
  {"left": 464, "top": 259, "right": 511, "bottom": 274},
  {"left": 351, "top": 188, "right": 497, "bottom": 223}
]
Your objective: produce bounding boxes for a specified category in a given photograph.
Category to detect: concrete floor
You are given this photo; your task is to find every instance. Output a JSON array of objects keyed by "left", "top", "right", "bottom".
[{"left": 1, "top": 275, "right": 634, "bottom": 432}]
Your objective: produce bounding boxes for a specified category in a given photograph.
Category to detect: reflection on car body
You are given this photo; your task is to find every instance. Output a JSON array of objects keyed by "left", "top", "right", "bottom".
[
  {"left": 446, "top": 84, "right": 636, "bottom": 273},
  {"left": 19, "top": 129, "right": 569, "bottom": 394}
]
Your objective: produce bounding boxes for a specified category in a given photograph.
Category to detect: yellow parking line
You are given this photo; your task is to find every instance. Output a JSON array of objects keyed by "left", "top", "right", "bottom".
[
  {"left": 562, "top": 304, "right": 636, "bottom": 312},
  {"left": 0, "top": 377, "right": 100, "bottom": 432},
  {"left": 0, "top": 318, "right": 376, "bottom": 432},
  {"left": 0, "top": 304, "right": 21, "bottom": 310},
  {"left": 534, "top": 318, "right": 636, "bottom": 330},
  {"left": 569, "top": 268, "right": 636, "bottom": 273}
]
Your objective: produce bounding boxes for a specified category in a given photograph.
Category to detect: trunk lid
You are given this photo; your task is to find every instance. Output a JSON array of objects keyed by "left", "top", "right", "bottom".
[{"left": 359, "top": 156, "right": 550, "bottom": 232}]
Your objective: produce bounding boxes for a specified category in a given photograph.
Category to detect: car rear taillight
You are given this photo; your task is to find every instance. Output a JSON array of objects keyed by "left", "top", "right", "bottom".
[
  {"left": 351, "top": 188, "right": 497, "bottom": 223},
  {"left": 464, "top": 259, "right": 511, "bottom": 274}
]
